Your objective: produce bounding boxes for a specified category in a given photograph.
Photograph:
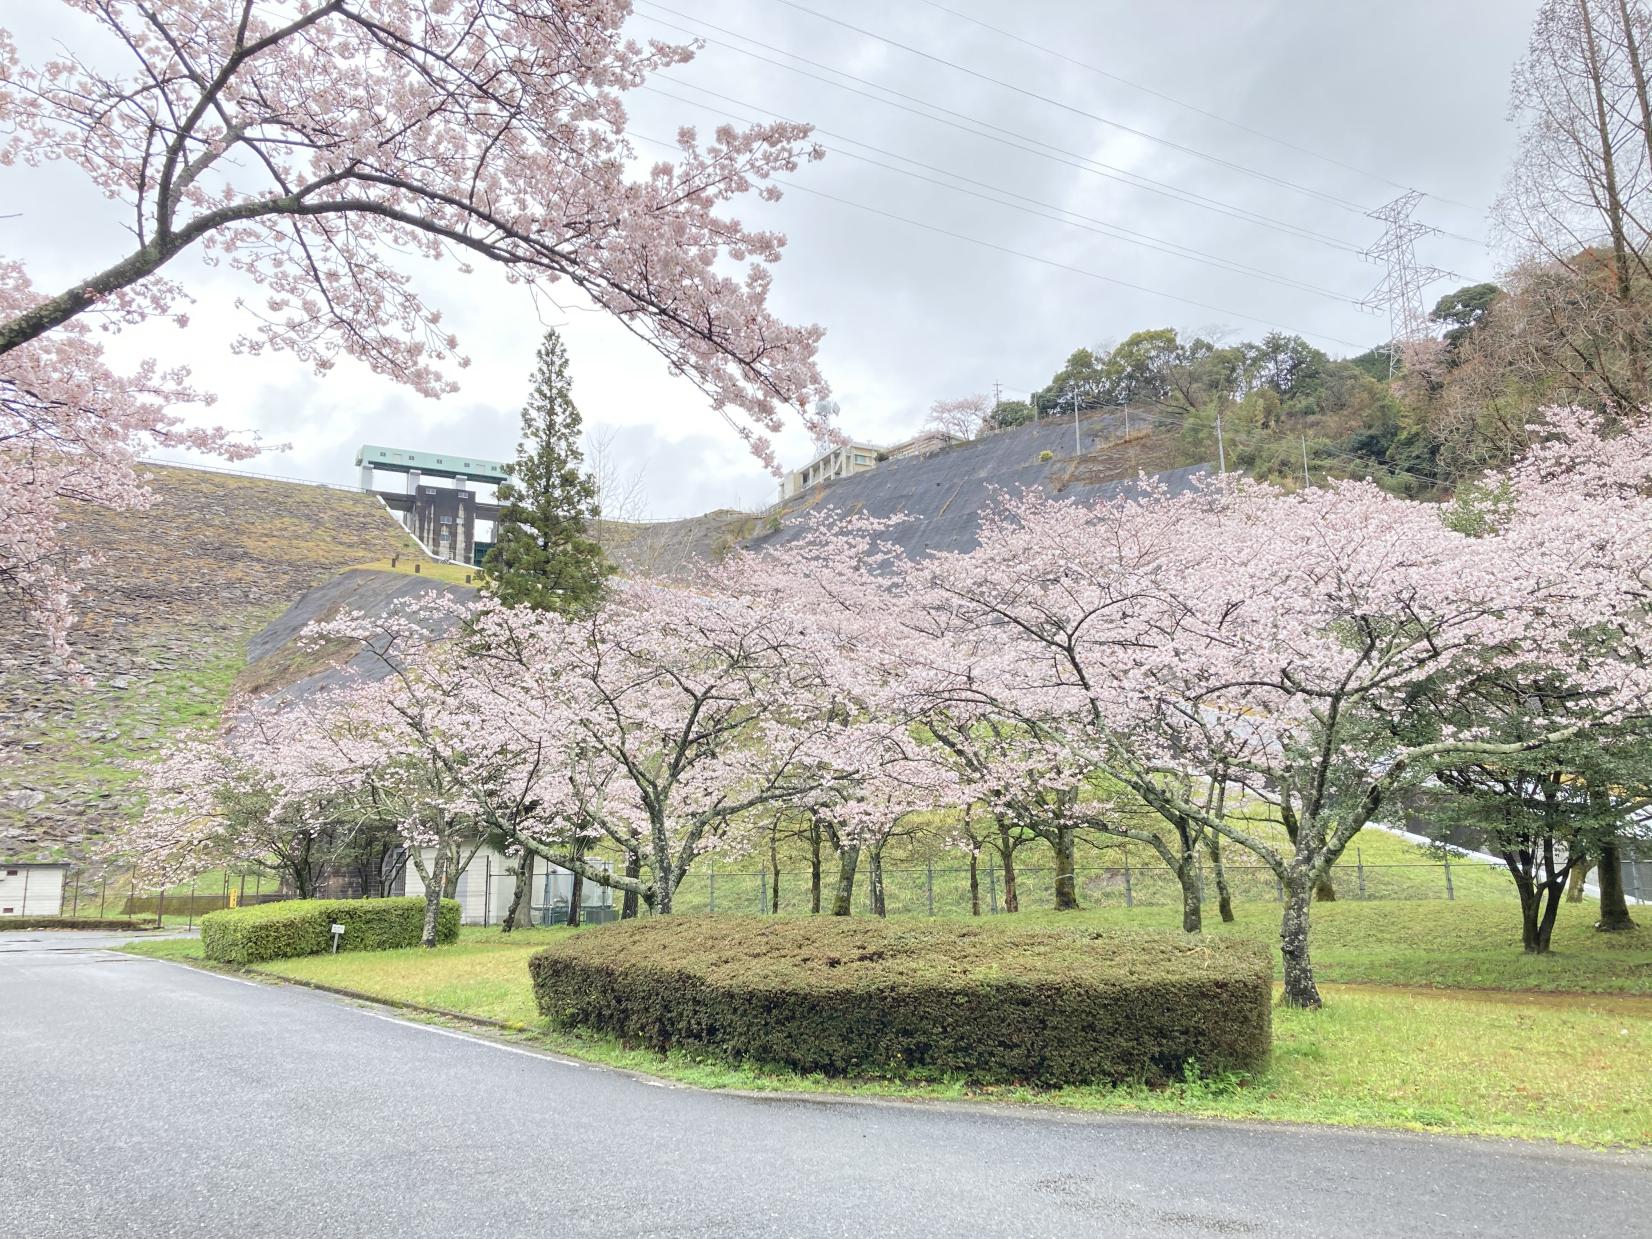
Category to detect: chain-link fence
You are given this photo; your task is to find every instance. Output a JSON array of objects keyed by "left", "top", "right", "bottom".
[
  {"left": 20, "top": 842, "right": 1646, "bottom": 931},
  {"left": 662, "top": 852, "right": 1565, "bottom": 918}
]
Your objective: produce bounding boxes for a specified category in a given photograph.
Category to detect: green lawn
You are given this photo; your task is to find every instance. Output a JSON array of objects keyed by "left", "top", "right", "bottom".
[{"left": 125, "top": 902, "right": 1652, "bottom": 1147}]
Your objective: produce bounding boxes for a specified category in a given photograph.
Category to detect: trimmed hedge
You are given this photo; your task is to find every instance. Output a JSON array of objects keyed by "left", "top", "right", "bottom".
[
  {"left": 530, "top": 917, "right": 1272, "bottom": 1086},
  {"left": 200, "top": 897, "right": 459, "bottom": 964},
  {"left": 0, "top": 916, "right": 153, "bottom": 931}
]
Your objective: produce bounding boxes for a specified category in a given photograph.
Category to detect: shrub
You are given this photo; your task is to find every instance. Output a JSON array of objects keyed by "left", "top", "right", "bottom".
[
  {"left": 530, "top": 917, "right": 1271, "bottom": 1086},
  {"left": 200, "top": 897, "right": 458, "bottom": 964},
  {"left": 0, "top": 916, "right": 153, "bottom": 931}
]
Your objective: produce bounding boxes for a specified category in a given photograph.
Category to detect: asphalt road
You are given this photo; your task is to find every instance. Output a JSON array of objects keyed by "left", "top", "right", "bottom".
[{"left": 3, "top": 931, "right": 1648, "bottom": 1239}]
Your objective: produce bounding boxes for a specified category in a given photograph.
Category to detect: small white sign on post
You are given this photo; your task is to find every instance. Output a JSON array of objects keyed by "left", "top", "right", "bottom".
[{"left": 330, "top": 922, "right": 345, "bottom": 954}]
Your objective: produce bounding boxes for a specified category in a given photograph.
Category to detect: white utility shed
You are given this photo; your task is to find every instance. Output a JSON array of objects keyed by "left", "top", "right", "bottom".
[{"left": 0, "top": 862, "right": 68, "bottom": 917}]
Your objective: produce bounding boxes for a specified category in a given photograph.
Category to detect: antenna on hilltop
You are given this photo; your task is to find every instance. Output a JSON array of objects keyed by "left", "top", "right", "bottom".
[{"left": 1360, "top": 191, "right": 1450, "bottom": 377}]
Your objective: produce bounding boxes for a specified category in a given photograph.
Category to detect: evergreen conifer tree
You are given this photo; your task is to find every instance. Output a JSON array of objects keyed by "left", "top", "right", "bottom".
[{"left": 482, "top": 330, "right": 612, "bottom": 614}]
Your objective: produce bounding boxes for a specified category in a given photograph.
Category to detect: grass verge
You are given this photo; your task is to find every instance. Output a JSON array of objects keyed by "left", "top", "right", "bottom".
[{"left": 124, "top": 911, "right": 1652, "bottom": 1148}]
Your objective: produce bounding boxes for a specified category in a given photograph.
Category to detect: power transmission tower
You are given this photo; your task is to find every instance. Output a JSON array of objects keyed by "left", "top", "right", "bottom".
[{"left": 1360, "top": 191, "right": 1449, "bottom": 376}]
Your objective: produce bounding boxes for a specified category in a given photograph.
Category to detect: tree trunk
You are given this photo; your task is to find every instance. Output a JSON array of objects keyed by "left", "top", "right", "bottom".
[
  {"left": 969, "top": 850, "right": 981, "bottom": 916},
  {"left": 1051, "top": 825, "right": 1079, "bottom": 911},
  {"left": 420, "top": 850, "right": 448, "bottom": 949},
  {"left": 1178, "top": 858, "right": 1203, "bottom": 934},
  {"left": 1597, "top": 837, "right": 1637, "bottom": 932},
  {"left": 1567, "top": 860, "right": 1591, "bottom": 903},
  {"left": 502, "top": 851, "right": 535, "bottom": 933},
  {"left": 1278, "top": 869, "right": 1321, "bottom": 1009},
  {"left": 1206, "top": 834, "right": 1235, "bottom": 923},
  {"left": 868, "top": 845, "right": 886, "bottom": 917},
  {"left": 998, "top": 824, "right": 1020, "bottom": 913},
  {"left": 1512, "top": 868, "right": 1544, "bottom": 953},
  {"left": 769, "top": 829, "right": 782, "bottom": 915},
  {"left": 621, "top": 849, "right": 641, "bottom": 920},
  {"left": 568, "top": 868, "right": 584, "bottom": 928},
  {"left": 832, "top": 845, "right": 860, "bottom": 916},
  {"left": 810, "top": 828, "right": 823, "bottom": 915}
]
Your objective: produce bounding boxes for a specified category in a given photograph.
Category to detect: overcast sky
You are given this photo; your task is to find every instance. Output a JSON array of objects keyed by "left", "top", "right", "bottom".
[{"left": 4, "top": 0, "right": 1538, "bottom": 517}]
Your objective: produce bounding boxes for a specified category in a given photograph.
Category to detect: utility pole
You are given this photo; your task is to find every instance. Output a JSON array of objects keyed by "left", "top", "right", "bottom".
[
  {"left": 1072, "top": 389, "right": 1081, "bottom": 456},
  {"left": 1301, "top": 432, "right": 1312, "bottom": 488},
  {"left": 1215, "top": 406, "right": 1226, "bottom": 473}
]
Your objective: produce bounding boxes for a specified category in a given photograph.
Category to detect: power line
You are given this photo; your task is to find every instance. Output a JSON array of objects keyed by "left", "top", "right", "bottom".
[
  {"left": 670, "top": 129, "right": 1379, "bottom": 352},
  {"left": 764, "top": 0, "right": 1380, "bottom": 216},
  {"left": 634, "top": 4, "right": 1370, "bottom": 255},
  {"left": 909, "top": 0, "right": 1479, "bottom": 213},
  {"left": 642, "top": 81, "right": 1368, "bottom": 306}
]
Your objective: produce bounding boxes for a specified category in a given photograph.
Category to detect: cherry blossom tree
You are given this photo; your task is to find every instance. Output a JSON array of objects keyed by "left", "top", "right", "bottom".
[
  {"left": 450, "top": 579, "right": 839, "bottom": 915},
  {"left": 1, "top": 1, "right": 830, "bottom": 657},
  {"left": 925, "top": 393, "right": 993, "bottom": 441},
  {"left": 121, "top": 703, "right": 355, "bottom": 896},
  {"left": 915, "top": 411, "right": 1652, "bottom": 1008}
]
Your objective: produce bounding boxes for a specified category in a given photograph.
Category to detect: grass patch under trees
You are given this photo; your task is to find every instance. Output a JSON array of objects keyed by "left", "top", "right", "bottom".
[
  {"left": 199, "top": 896, "right": 458, "bottom": 964},
  {"left": 529, "top": 917, "right": 1272, "bottom": 1085}
]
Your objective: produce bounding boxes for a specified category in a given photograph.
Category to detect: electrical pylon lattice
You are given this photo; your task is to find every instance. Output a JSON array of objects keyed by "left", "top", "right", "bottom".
[{"left": 1361, "top": 191, "right": 1449, "bottom": 372}]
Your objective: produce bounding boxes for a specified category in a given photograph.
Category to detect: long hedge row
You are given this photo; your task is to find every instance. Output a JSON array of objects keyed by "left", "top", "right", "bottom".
[
  {"left": 530, "top": 917, "right": 1272, "bottom": 1086},
  {"left": 200, "top": 897, "right": 459, "bottom": 964},
  {"left": 0, "top": 916, "right": 154, "bottom": 931}
]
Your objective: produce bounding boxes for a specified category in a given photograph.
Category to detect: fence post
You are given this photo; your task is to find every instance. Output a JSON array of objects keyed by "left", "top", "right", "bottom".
[
  {"left": 187, "top": 877, "right": 198, "bottom": 930},
  {"left": 926, "top": 860, "right": 935, "bottom": 916},
  {"left": 71, "top": 871, "right": 81, "bottom": 917},
  {"left": 1356, "top": 848, "right": 1366, "bottom": 901},
  {"left": 1443, "top": 854, "right": 1455, "bottom": 901},
  {"left": 129, "top": 873, "right": 136, "bottom": 918},
  {"left": 1274, "top": 875, "right": 1284, "bottom": 903},
  {"left": 987, "top": 863, "right": 999, "bottom": 914},
  {"left": 21, "top": 866, "right": 29, "bottom": 916},
  {"left": 759, "top": 869, "right": 768, "bottom": 915},
  {"left": 99, "top": 876, "right": 107, "bottom": 919},
  {"left": 239, "top": 873, "right": 247, "bottom": 906},
  {"left": 483, "top": 855, "right": 492, "bottom": 927},
  {"left": 709, "top": 870, "right": 717, "bottom": 915},
  {"left": 1123, "top": 856, "right": 1134, "bottom": 909}
]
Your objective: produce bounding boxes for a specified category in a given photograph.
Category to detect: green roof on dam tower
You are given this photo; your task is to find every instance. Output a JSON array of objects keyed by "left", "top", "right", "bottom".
[{"left": 355, "top": 444, "right": 509, "bottom": 485}]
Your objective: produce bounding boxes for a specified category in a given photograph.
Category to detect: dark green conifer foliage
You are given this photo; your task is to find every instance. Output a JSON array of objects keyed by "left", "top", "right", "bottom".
[{"left": 482, "top": 330, "right": 612, "bottom": 613}]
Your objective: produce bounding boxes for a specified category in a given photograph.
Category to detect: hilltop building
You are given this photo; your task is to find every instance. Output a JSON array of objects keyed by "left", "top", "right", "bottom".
[{"left": 778, "top": 430, "right": 965, "bottom": 502}]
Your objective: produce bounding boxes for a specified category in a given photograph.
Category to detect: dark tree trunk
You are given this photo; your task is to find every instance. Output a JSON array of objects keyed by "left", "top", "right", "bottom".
[
  {"left": 868, "top": 845, "right": 887, "bottom": 917},
  {"left": 1279, "top": 869, "right": 1320, "bottom": 1009},
  {"left": 621, "top": 849, "right": 641, "bottom": 920},
  {"left": 999, "top": 824, "right": 1020, "bottom": 913},
  {"left": 502, "top": 850, "right": 535, "bottom": 933},
  {"left": 567, "top": 868, "right": 584, "bottom": 928},
  {"left": 769, "top": 829, "right": 781, "bottom": 915},
  {"left": 810, "top": 827, "right": 823, "bottom": 915},
  {"left": 1597, "top": 837, "right": 1637, "bottom": 932},
  {"left": 1206, "top": 834, "right": 1235, "bottom": 923},
  {"left": 969, "top": 850, "right": 981, "bottom": 917},
  {"left": 832, "top": 845, "right": 860, "bottom": 916},
  {"left": 1051, "top": 825, "right": 1079, "bottom": 911}
]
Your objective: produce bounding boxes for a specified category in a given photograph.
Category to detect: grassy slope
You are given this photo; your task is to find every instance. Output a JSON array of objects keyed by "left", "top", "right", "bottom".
[
  {"left": 129, "top": 901, "right": 1652, "bottom": 1147},
  {"left": 1, "top": 465, "right": 425, "bottom": 860}
]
